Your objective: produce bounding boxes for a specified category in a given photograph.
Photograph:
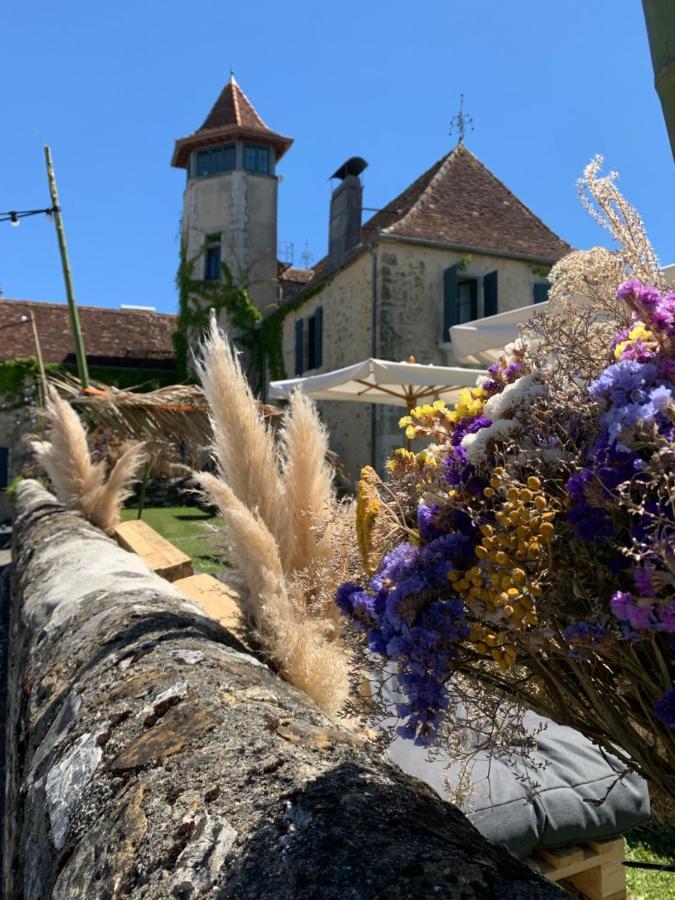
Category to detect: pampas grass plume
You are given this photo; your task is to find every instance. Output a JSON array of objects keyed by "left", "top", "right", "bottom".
[
  {"left": 197, "top": 473, "right": 349, "bottom": 714},
  {"left": 32, "top": 388, "right": 144, "bottom": 533}
]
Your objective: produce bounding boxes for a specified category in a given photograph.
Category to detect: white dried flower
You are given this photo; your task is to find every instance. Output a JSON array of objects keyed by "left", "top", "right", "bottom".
[
  {"left": 483, "top": 375, "right": 547, "bottom": 420},
  {"left": 461, "top": 419, "right": 518, "bottom": 464}
]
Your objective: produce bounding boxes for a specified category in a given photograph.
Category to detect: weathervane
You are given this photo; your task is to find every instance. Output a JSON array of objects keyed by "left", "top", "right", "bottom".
[{"left": 449, "top": 94, "right": 474, "bottom": 145}]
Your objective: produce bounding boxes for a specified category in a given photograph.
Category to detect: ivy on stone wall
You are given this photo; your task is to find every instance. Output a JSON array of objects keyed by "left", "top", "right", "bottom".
[
  {"left": 174, "top": 231, "right": 332, "bottom": 395},
  {"left": 173, "top": 238, "right": 262, "bottom": 380},
  {"left": 255, "top": 278, "right": 332, "bottom": 388}
]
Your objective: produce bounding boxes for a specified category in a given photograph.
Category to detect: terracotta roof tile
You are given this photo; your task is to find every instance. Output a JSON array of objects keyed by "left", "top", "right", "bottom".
[
  {"left": 279, "top": 145, "right": 571, "bottom": 310},
  {"left": 278, "top": 264, "right": 315, "bottom": 284},
  {"left": 172, "top": 76, "right": 293, "bottom": 168},
  {"left": 363, "top": 144, "right": 571, "bottom": 260},
  {"left": 200, "top": 76, "right": 269, "bottom": 132},
  {"left": 0, "top": 300, "right": 176, "bottom": 368}
]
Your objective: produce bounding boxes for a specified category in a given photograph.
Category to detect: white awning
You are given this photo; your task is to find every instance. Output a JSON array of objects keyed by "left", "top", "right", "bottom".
[
  {"left": 269, "top": 357, "right": 488, "bottom": 409},
  {"left": 449, "top": 301, "right": 549, "bottom": 365}
]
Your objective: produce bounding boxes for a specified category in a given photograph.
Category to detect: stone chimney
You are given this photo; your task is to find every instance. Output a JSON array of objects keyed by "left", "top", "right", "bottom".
[{"left": 328, "top": 157, "right": 367, "bottom": 271}]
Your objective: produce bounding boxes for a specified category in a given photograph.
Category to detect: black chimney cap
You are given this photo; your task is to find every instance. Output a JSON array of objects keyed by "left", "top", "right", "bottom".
[{"left": 330, "top": 156, "right": 368, "bottom": 180}]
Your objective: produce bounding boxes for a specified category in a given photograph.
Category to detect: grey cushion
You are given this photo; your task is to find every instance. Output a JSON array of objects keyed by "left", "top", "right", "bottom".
[{"left": 381, "top": 692, "right": 650, "bottom": 858}]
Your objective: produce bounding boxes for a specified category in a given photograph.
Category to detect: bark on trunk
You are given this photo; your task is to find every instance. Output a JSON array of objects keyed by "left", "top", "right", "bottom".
[{"left": 4, "top": 481, "right": 560, "bottom": 899}]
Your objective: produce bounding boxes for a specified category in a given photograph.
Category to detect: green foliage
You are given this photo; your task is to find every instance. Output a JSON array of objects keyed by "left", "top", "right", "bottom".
[
  {"left": 0, "top": 357, "right": 60, "bottom": 410},
  {"left": 626, "top": 824, "right": 675, "bottom": 899},
  {"left": 457, "top": 254, "right": 472, "bottom": 272},
  {"left": 530, "top": 264, "right": 551, "bottom": 279},
  {"left": 79, "top": 365, "right": 178, "bottom": 391},
  {"left": 174, "top": 231, "right": 331, "bottom": 394},
  {"left": 254, "top": 278, "right": 331, "bottom": 389},
  {"left": 7, "top": 475, "right": 47, "bottom": 501},
  {"left": 7, "top": 475, "right": 24, "bottom": 502},
  {"left": 173, "top": 238, "right": 262, "bottom": 381}
]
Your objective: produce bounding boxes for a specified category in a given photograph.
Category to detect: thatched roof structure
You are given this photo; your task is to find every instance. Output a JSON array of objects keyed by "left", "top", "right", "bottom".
[{"left": 51, "top": 374, "right": 281, "bottom": 460}]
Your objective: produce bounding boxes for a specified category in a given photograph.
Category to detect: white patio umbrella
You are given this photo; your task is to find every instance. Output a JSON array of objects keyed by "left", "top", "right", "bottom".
[
  {"left": 449, "top": 301, "right": 549, "bottom": 366},
  {"left": 269, "top": 357, "right": 488, "bottom": 413}
]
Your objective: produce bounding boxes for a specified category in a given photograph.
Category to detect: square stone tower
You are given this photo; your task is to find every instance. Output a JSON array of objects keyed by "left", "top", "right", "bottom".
[{"left": 171, "top": 75, "right": 293, "bottom": 318}]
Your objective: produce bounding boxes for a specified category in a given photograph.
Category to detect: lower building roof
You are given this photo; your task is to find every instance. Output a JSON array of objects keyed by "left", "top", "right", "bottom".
[{"left": 0, "top": 299, "right": 177, "bottom": 367}]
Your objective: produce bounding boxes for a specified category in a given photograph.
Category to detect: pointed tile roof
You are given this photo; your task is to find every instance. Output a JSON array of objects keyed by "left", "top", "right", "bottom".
[
  {"left": 361, "top": 144, "right": 571, "bottom": 261},
  {"left": 199, "top": 75, "right": 269, "bottom": 132},
  {"left": 171, "top": 75, "right": 293, "bottom": 168}
]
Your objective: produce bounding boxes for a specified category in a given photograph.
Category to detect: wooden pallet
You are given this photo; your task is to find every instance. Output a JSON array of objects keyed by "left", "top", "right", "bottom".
[
  {"left": 173, "top": 573, "right": 249, "bottom": 646},
  {"left": 527, "top": 838, "right": 625, "bottom": 899},
  {"left": 114, "top": 519, "right": 193, "bottom": 582}
]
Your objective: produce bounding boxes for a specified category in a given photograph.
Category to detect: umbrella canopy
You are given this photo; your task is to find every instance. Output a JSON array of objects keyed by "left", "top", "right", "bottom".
[
  {"left": 449, "top": 301, "right": 549, "bottom": 366},
  {"left": 269, "top": 357, "right": 488, "bottom": 412}
]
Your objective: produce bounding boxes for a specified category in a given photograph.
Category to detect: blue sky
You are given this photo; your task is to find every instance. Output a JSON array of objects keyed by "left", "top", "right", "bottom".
[{"left": 1, "top": 0, "right": 671, "bottom": 314}]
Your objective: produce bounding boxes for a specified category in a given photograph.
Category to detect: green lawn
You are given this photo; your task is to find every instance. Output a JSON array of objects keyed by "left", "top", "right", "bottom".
[
  {"left": 625, "top": 824, "right": 675, "bottom": 899},
  {"left": 121, "top": 505, "right": 223, "bottom": 575}
]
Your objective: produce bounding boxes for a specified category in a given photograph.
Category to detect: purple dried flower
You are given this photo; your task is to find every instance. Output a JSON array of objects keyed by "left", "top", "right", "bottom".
[
  {"left": 610, "top": 590, "right": 634, "bottom": 620},
  {"left": 616, "top": 280, "right": 641, "bottom": 302},
  {"left": 654, "top": 688, "right": 675, "bottom": 730},
  {"left": 632, "top": 569, "right": 655, "bottom": 597}
]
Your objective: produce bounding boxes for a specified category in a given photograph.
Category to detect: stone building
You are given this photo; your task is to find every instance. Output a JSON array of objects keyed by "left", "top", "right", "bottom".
[
  {"left": 171, "top": 73, "right": 292, "bottom": 315},
  {"left": 172, "top": 76, "right": 571, "bottom": 482},
  {"left": 278, "top": 146, "right": 571, "bottom": 478}
]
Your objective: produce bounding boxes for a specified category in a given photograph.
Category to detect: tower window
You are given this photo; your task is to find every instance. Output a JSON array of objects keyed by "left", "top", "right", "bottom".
[
  {"left": 204, "top": 234, "right": 221, "bottom": 281},
  {"left": 194, "top": 144, "right": 236, "bottom": 177},
  {"left": 244, "top": 144, "right": 270, "bottom": 174}
]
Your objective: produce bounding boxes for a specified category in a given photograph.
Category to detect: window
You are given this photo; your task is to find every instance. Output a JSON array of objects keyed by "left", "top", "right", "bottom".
[
  {"left": 204, "top": 234, "right": 221, "bottom": 281},
  {"left": 0, "top": 446, "right": 8, "bottom": 490},
  {"left": 294, "top": 307, "right": 323, "bottom": 375},
  {"left": 194, "top": 144, "right": 236, "bottom": 177},
  {"left": 533, "top": 281, "right": 550, "bottom": 303},
  {"left": 443, "top": 267, "right": 498, "bottom": 341},
  {"left": 244, "top": 144, "right": 270, "bottom": 174},
  {"left": 457, "top": 278, "right": 478, "bottom": 323}
]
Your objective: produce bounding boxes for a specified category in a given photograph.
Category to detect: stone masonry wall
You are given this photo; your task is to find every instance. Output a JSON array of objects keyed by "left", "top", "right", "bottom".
[
  {"left": 280, "top": 240, "right": 547, "bottom": 482},
  {"left": 281, "top": 252, "right": 374, "bottom": 483},
  {"left": 3, "top": 481, "right": 558, "bottom": 899}
]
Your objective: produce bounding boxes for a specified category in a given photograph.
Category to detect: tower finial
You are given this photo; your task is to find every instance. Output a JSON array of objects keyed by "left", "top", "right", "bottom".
[
  {"left": 229, "top": 65, "right": 235, "bottom": 82},
  {"left": 449, "top": 94, "right": 474, "bottom": 146}
]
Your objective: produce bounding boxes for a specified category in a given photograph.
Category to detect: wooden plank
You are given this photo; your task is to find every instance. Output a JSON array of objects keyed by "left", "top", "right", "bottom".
[
  {"left": 114, "top": 520, "right": 193, "bottom": 582},
  {"left": 528, "top": 838, "right": 627, "bottom": 898},
  {"left": 536, "top": 844, "right": 585, "bottom": 869},
  {"left": 174, "top": 573, "right": 248, "bottom": 645},
  {"left": 585, "top": 838, "right": 624, "bottom": 858},
  {"left": 566, "top": 855, "right": 625, "bottom": 900}
]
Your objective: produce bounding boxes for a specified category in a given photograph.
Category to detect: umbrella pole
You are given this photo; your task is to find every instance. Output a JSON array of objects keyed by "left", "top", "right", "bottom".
[{"left": 405, "top": 393, "right": 415, "bottom": 451}]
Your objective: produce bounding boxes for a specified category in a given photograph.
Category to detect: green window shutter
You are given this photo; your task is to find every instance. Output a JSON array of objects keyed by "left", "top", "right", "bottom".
[
  {"left": 483, "top": 270, "right": 498, "bottom": 317},
  {"left": 533, "top": 281, "right": 550, "bottom": 304},
  {"left": 443, "top": 265, "right": 459, "bottom": 340},
  {"left": 295, "top": 319, "right": 304, "bottom": 375},
  {"left": 0, "top": 446, "right": 8, "bottom": 489},
  {"left": 314, "top": 306, "right": 323, "bottom": 368}
]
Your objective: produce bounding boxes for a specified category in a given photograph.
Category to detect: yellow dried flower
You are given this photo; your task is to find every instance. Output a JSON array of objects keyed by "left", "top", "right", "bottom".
[{"left": 356, "top": 466, "right": 381, "bottom": 577}]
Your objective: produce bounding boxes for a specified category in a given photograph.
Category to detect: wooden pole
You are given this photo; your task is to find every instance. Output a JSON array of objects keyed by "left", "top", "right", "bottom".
[
  {"left": 28, "top": 311, "right": 48, "bottom": 405},
  {"left": 642, "top": 0, "right": 675, "bottom": 159},
  {"left": 43, "top": 146, "right": 90, "bottom": 388}
]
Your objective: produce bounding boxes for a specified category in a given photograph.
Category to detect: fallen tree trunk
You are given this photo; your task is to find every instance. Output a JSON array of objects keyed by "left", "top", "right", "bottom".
[{"left": 4, "top": 481, "right": 560, "bottom": 899}]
